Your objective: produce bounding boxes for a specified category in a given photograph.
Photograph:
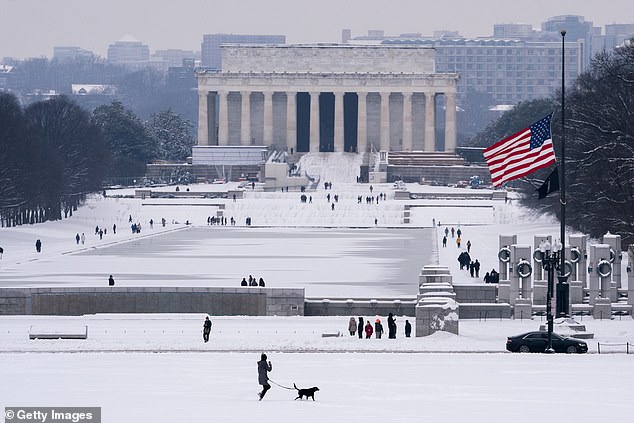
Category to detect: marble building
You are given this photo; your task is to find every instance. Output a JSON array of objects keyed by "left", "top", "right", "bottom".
[{"left": 196, "top": 44, "right": 459, "bottom": 155}]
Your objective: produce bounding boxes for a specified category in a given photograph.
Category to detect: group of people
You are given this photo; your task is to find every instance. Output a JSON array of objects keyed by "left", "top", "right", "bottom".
[
  {"left": 208, "top": 216, "right": 235, "bottom": 226},
  {"left": 347, "top": 314, "right": 410, "bottom": 339},
  {"left": 241, "top": 275, "right": 266, "bottom": 287},
  {"left": 483, "top": 269, "right": 500, "bottom": 283},
  {"left": 458, "top": 251, "right": 481, "bottom": 278}
]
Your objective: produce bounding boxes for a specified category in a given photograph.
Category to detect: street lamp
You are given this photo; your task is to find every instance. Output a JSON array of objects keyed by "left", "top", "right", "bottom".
[{"left": 539, "top": 239, "right": 562, "bottom": 353}]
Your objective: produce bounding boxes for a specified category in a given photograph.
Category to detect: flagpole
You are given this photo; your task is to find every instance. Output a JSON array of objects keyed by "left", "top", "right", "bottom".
[{"left": 557, "top": 29, "right": 569, "bottom": 317}]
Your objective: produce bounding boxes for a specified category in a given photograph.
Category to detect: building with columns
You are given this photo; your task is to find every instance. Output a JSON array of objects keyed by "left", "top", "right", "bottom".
[{"left": 196, "top": 44, "right": 459, "bottom": 156}]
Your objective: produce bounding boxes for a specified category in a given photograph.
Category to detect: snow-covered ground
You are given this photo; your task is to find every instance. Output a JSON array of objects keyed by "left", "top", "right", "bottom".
[{"left": 1, "top": 181, "right": 633, "bottom": 422}]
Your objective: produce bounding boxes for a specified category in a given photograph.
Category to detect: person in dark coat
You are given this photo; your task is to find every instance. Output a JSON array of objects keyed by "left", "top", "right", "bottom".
[
  {"left": 483, "top": 272, "right": 491, "bottom": 283},
  {"left": 257, "top": 353, "right": 272, "bottom": 400},
  {"left": 75, "top": 233, "right": 80, "bottom": 244},
  {"left": 490, "top": 269, "right": 500, "bottom": 283},
  {"left": 404, "top": 320, "right": 412, "bottom": 337},
  {"left": 241, "top": 278, "right": 248, "bottom": 286},
  {"left": 469, "top": 261, "right": 475, "bottom": 277},
  {"left": 474, "top": 259, "right": 481, "bottom": 278},
  {"left": 374, "top": 319, "right": 384, "bottom": 339},
  {"left": 456, "top": 228, "right": 462, "bottom": 238},
  {"left": 35, "top": 239, "right": 42, "bottom": 253},
  {"left": 357, "top": 317, "right": 364, "bottom": 339},
  {"left": 258, "top": 277, "right": 265, "bottom": 287},
  {"left": 388, "top": 313, "right": 397, "bottom": 339},
  {"left": 108, "top": 275, "right": 115, "bottom": 286},
  {"left": 442, "top": 236, "right": 447, "bottom": 247},
  {"left": 203, "top": 316, "right": 212, "bottom": 342}
]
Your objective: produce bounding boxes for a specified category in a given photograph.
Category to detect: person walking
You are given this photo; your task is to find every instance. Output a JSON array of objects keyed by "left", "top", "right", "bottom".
[
  {"left": 456, "top": 228, "right": 462, "bottom": 238},
  {"left": 113, "top": 224, "right": 117, "bottom": 234},
  {"left": 75, "top": 233, "right": 80, "bottom": 244},
  {"left": 348, "top": 317, "right": 357, "bottom": 336},
  {"left": 108, "top": 275, "right": 115, "bottom": 286},
  {"left": 374, "top": 319, "right": 384, "bottom": 339},
  {"left": 442, "top": 235, "right": 447, "bottom": 247},
  {"left": 80, "top": 233, "right": 85, "bottom": 245},
  {"left": 35, "top": 239, "right": 42, "bottom": 253},
  {"left": 469, "top": 261, "right": 475, "bottom": 278},
  {"left": 474, "top": 259, "right": 481, "bottom": 278},
  {"left": 466, "top": 240, "right": 471, "bottom": 253},
  {"left": 387, "top": 313, "right": 397, "bottom": 339},
  {"left": 404, "top": 320, "right": 412, "bottom": 338},
  {"left": 257, "top": 353, "right": 273, "bottom": 400},
  {"left": 203, "top": 316, "right": 212, "bottom": 343},
  {"left": 444, "top": 227, "right": 449, "bottom": 238},
  {"left": 364, "top": 321, "right": 373, "bottom": 339},
  {"left": 357, "top": 317, "right": 364, "bottom": 339},
  {"left": 456, "top": 236, "right": 462, "bottom": 248},
  {"left": 451, "top": 227, "right": 455, "bottom": 238}
]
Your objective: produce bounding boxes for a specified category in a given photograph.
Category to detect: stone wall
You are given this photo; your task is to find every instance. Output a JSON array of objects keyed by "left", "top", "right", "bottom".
[
  {"left": 452, "top": 284, "right": 498, "bottom": 303},
  {"left": 0, "top": 287, "right": 304, "bottom": 317},
  {"left": 304, "top": 299, "right": 416, "bottom": 317}
]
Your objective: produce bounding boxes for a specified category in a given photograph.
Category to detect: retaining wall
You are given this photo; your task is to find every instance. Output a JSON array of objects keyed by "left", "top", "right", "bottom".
[{"left": 0, "top": 287, "right": 304, "bottom": 317}]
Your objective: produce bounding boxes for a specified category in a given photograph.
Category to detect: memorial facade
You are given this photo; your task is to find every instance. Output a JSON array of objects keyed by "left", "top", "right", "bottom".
[{"left": 196, "top": 45, "right": 459, "bottom": 155}]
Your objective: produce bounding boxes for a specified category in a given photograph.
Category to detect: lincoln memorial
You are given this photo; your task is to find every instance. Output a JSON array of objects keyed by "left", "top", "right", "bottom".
[{"left": 196, "top": 44, "right": 459, "bottom": 155}]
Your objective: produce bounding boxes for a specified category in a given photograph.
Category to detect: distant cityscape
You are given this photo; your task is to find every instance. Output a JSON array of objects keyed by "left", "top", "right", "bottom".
[{"left": 1, "top": 14, "right": 633, "bottom": 117}]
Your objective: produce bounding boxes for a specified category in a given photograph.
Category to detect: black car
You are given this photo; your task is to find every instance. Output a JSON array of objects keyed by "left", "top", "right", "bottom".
[{"left": 506, "top": 331, "right": 588, "bottom": 353}]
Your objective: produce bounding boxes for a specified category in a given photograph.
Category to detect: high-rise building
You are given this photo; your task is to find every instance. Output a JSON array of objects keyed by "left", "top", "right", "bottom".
[
  {"left": 541, "top": 15, "right": 600, "bottom": 68},
  {"left": 153, "top": 49, "right": 197, "bottom": 68},
  {"left": 201, "top": 34, "right": 286, "bottom": 69},
  {"left": 107, "top": 35, "right": 150, "bottom": 65}
]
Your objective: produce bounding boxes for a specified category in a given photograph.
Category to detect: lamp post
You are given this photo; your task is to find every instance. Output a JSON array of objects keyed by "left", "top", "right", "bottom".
[{"left": 540, "top": 239, "right": 562, "bottom": 353}]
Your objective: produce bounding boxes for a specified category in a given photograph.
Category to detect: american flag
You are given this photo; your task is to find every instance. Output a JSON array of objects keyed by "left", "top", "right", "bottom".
[{"left": 483, "top": 114, "right": 557, "bottom": 187}]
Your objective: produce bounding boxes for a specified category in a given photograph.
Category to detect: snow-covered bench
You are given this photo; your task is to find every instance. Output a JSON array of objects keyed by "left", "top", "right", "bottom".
[{"left": 29, "top": 325, "right": 88, "bottom": 340}]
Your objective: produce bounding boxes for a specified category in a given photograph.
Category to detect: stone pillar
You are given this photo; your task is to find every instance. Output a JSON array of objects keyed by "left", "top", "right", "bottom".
[
  {"left": 380, "top": 92, "right": 390, "bottom": 151},
  {"left": 218, "top": 90, "right": 229, "bottom": 146},
  {"left": 240, "top": 91, "right": 251, "bottom": 146},
  {"left": 357, "top": 92, "right": 367, "bottom": 153},
  {"left": 309, "top": 91, "right": 320, "bottom": 152},
  {"left": 198, "top": 91, "right": 209, "bottom": 146},
  {"left": 402, "top": 92, "right": 413, "bottom": 152},
  {"left": 444, "top": 92, "right": 457, "bottom": 152},
  {"left": 263, "top": 91, "right": 273, "bottom": 146},
  {"left": 286, "top": 92, "right": 297, "bottom": 152},
  {"left": 424, "top": 92, "right": 436, "bottom": 152},
  {"left": 334, "top": 92, "right": 345, "bottom": 152}
]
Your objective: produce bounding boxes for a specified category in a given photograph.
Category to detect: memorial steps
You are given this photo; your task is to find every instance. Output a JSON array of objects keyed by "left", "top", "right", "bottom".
[{"left": 225, "top": 184, "right": 405, "bottom": 227}]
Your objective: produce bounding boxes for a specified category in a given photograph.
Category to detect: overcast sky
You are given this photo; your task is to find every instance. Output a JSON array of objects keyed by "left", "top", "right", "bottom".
[{"left": 2, "top": 0, "right": 633, "bottom": 59}]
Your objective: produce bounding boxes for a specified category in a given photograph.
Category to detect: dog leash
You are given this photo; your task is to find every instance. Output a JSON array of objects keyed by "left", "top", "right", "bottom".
[{"left": 268, "top": 379, "right": 294, "bottom": 390}]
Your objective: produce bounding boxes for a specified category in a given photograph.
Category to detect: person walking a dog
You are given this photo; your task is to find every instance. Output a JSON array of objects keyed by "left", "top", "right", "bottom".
[{"left": 257, "top": 353, "right": 273, "bottom": 400}]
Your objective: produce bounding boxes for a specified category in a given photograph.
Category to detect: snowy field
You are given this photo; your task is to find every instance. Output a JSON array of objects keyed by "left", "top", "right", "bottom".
[{"left": 1, "top": 181, "right": 634, "bottom": 422}]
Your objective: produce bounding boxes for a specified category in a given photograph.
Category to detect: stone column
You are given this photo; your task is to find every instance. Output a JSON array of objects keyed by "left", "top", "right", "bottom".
[
  {"left": 334, "top": 92, "right": 345, "bottom": 152},
  {"left": 357, "top": 92, "right": 367, "bottom": 153},
  {"left": 402, "top": 92, "right": 413, "bottom": 152},
  {"left": 286, "top": 92, "right": 297, "bottom": 152},
  {"left": 218, "top": 90, "right": 229, "bottom": 146},
  {"left": 309, "top": 91, "right": 320, "bottom": 152},
  {"left": 198, "top": 91, "right": 209, "bottom": 146},
  {"left": 444, "top": 92, "right": 457, "bottom": 153},
  {"left": 263, "top": 91, "right": 274, "bottom": 146},
  {"left": 380, "top": 92, "right": 390, "bottom": 151},
  {"left": 424, "top": 92, "right": 436, "bottom": 152},
  {"left": 240, "top": 91, "right": 251, "bottom": 146}
]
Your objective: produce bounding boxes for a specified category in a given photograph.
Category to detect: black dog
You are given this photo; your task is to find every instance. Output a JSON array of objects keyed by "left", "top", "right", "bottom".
[{"left": 293, "top": 383, "right": 319, "bottom": 401}]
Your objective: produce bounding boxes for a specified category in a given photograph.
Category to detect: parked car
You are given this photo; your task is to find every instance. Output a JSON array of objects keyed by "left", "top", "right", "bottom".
[{"left": 506, "top": 331, "right": 588, "bottom": 353}]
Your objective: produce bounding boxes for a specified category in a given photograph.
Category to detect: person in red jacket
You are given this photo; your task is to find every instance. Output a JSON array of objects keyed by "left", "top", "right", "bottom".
[{"left": 364, "top": 321, "right": 374, "bottom": 339}]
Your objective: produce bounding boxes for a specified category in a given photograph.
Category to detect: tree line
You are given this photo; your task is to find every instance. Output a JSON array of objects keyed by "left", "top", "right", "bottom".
[
  {"left": 467, "top": 41, "right": 634, "bottom": 248},
  {"left": 0, "top": 93, "right": 195, "bottom": 227}
]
